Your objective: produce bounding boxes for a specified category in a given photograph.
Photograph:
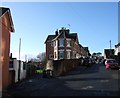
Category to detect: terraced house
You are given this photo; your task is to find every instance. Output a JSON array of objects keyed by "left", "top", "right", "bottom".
[{"left": 45, "top": 27, "right": 90, "bottom": 61}]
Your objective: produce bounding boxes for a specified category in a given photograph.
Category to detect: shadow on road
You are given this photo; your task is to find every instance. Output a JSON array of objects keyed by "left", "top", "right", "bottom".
[
  {"left": 5, "top": 76, "right": 119, "bottom": 96},
  {"left": 59, "top": 77, "right": 110, "bottom": 81},
  {"left": 3, "top": 63, "right": 119, "bottom": 97},
  {"left": 67, "top": 64, "right": 100, "bottom": 75}
]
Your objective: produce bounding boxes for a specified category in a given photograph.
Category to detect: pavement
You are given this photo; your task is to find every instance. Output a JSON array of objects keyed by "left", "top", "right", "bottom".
[{"left": 2, "top": 63, "right": 120, "bottom": 97}]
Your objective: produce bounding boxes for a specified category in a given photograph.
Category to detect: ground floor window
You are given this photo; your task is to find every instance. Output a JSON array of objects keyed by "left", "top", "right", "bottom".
[
  {"left": 67, "top": 51, "right": 71, "bottom": 59},
  {"left": 59, "top": 51, "right": 64, "bottom": 59},
  {"left": 49, "top": 54, "right": 54, "bottom": 59}
]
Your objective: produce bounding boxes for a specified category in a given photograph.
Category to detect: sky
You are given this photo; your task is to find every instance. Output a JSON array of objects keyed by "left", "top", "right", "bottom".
[{"left": 1, "top": 2, "right": 118, "bottom": 61}]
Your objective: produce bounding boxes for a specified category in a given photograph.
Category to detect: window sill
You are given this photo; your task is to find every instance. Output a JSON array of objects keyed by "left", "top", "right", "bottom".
[
  {"left": 66, "top": 46, "right": 71, "bottom": 47},
  {"left": 59, "top": 46, "right": 64, "bottom": 47}
]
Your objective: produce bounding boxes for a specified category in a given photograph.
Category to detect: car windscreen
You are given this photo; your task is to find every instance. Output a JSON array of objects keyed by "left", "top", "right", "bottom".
[{"left": 107, "top": 60, "right": 117, "bottom": 63}]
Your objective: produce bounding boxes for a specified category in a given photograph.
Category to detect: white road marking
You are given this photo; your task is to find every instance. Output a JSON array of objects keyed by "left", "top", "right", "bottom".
[
  {"left": 81, "top": 86, "right": 93, "bottom": 90},
  {"left": 100, "top": 80, "right": 109, "bottom": 82}
]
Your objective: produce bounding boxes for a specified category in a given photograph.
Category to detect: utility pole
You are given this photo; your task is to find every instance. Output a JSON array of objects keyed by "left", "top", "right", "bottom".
[
  {"left": 25, "top": 55, "right": 27, "bottom": 62},
  {"left": 109, "top": 40, "right": 112, "bottom": 58},
  {"left": 19, "top": 38, "right": 21, "bottom": 60},
  {"left": 18, "top": 38, "right": 21, "bottom": 81}
]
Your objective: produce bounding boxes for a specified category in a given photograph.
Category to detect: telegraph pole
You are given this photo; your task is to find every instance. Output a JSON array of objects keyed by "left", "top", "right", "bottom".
[
  {"left": 109, "top": 40, "right": 112, "bottom": 58},
  {"left": 25, "top": 55, "right": 27, "bottom": 62},
  {"left": 18, "top": 38, "right": 21, "bottom": 81},
  {"left": 19, "top": 38, "right": 21, "bottom": 60}
]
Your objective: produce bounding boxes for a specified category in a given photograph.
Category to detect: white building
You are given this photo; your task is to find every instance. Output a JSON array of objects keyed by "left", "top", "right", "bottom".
[
  {"left": 114, "top": 43, "right": 120, "bottom": 55},
  {"left": 9, "top": 58, "right": 26, "bottom": 83},
  {"left": 9, "top": 58, "right": 19, "bottom": 83}
]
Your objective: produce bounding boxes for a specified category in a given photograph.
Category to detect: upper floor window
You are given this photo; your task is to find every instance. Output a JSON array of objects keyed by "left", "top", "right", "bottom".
[
  {"left": 51, "top": 41, "right": 54, "bottom": 47},
  {"left": 66, "top": 39, "right": 71, "bottom": 47},
  {"left": 58, "top": 39, "right": 64, "bottom": 47}
]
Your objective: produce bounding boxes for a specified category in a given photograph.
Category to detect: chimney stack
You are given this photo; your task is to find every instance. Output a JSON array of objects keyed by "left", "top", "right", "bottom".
[
  {"left": 10, "top": 53, "right": 12, "bottom": 59},
  {"left": 55, "top": 29, "right": 58, "bottom": 36}
]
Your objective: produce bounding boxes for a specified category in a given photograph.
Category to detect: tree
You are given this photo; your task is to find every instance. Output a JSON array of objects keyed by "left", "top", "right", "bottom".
[
  {"left": 37, "top": 52, "right": 46, "bottom": 67},
  {"left": 96, "top": 52, "right": 102, "bottom": 57},
  {"left": 37, "top": 52, "right": 46, "bottom": 62}
]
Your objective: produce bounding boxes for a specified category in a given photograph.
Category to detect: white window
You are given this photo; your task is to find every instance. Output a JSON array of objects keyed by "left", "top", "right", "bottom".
[
  {"left": 67, "top": 51, "right": 71, "bottom": 59},
  {"left": 59, "top": 39, "right": 64, "bottom": 47},
  {"left": 66, "top": 39, "right": 71, "bottom": 47},
  {"left": 59, "top": 51, "right": 64, "bottom": 59}
]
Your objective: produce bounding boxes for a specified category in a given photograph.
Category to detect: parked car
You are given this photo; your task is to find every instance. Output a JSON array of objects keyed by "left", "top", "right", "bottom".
[{"left": 105, "top": 59, "right": 119, "bottom": 69}]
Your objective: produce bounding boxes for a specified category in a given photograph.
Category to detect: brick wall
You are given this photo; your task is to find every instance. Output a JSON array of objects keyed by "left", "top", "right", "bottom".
[
  {"left": 46, "top": 42, "right": 54, "bottom": 61},
  {"left": 8, "top": 70, "right": 15, "bottom": 86},
  {"left": 53, "top": 59, "right": 82, "bottom": 76},
  {"left": 1, "top": 12, "right": 11, "bottom": 90}
]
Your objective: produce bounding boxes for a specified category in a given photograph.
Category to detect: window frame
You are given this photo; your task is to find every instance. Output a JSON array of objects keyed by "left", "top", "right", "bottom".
[
  {"left": 66, "top": 39, "right": 71, "bottom": 47},
  {"left": 59, "top": 50, "right": 64, "bottom": 59},
  {"left": 66, "top": 50, "right": 71, "bottom": 59},
  {"left": 51, "top": 41, "right": 54, "bottom": 47},
  {"left": 58, "top": 38, "right": 64, "bottom": 47},
  {"left": 49, "top": 54, "right": 54, "bottom": 59}
]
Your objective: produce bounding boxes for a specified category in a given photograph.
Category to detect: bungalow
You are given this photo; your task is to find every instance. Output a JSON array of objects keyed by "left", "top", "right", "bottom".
[{"left": 0, "top": 7, "right": 15, "bottom": 90}]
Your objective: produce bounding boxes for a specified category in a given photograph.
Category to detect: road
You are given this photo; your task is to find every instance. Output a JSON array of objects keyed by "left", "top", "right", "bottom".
[{"left": 3, "top": 63, "right": 120, "bottom": 97}]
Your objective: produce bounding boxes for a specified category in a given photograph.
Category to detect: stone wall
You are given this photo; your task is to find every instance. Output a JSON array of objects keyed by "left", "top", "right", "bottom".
[{"left": 53, "top": 59, "right": 82, "bottom": 76}]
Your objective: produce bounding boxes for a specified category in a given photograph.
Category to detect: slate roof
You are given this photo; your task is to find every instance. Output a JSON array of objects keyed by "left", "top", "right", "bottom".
[
  {"left": 115, "top": 43, "right": 120, "bottom": 47},
  {"left": 0, "top": 7, "right": 9, "bottom": 17},
  {"left": 53, "top": 32, "right": 78, "bottom": 41},
  {"left": 45, "top": 28, "right": 78, "bottom": 43},
  {"left": 44, "top": 35, "right": 56, "bottom": 43},
  {"left": 69, "top": 33, "right": 77, "bottom": 40},
  {"left": 0, "top": 7, "right": 15, "bottom": 32}
]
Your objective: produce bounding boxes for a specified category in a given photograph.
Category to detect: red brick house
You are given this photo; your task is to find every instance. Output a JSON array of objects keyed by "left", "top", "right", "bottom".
[
  {"left": 45, "top": 27, "right": 90, "bottom": 61},
  {"left": 0, "top": 7, "right": 15, "bottom": 90},
  {"left": 104, "top": 49, "right": 114, "bottom": 59}
]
